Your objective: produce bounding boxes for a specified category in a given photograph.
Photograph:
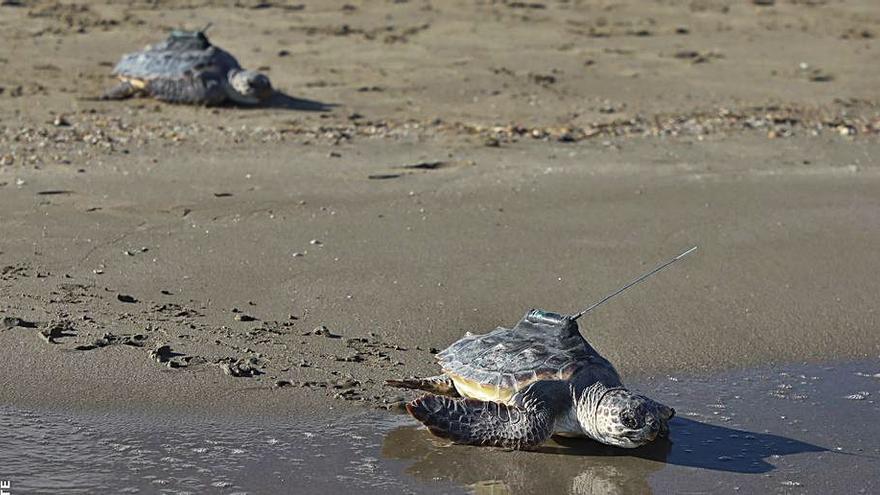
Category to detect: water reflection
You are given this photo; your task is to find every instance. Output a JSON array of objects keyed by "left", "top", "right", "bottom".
[
  {"left": 383, "top": 425, "right": 668, "bottom": 495},
  {"left": 382, "top": 415, "right": 827, "bottom": 495}
]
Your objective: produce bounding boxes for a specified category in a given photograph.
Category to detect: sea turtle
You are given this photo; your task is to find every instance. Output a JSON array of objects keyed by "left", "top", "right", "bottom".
[
  {"left": 388, "top": 247, "right": 696, "bottom": 450},
  {"left": 101, "top": 28, "right": 273, "bottom": 105},
  {"left": 388, "top": 310, "right": 674, "bottom": 450}
]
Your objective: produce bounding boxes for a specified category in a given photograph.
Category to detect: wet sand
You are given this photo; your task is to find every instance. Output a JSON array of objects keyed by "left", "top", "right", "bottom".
[
  {"left": 2, "top": 361, "right": 878, "bottom": 494},
  {"left": 1, "top": 0, "right": 880, "bottom": 490},
  {"left": 2, "top": 135, "right": 879, "bottom": 416}
]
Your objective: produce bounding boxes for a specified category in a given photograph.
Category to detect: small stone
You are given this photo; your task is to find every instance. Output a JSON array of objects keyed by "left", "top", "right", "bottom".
[
  {"left": 40, "top": 321, "right": 75, "bottom": 344},
  {"left": 218, "top": 357, "right": 264, "bottom": 377},
  {"left": 275, "top": 379, "right": 293, "bottom": 388},
  {"left": 53, "top": 115, "right": 71, "bottom": 127},
  {"left": 306, "top": 325, "right": 340, "bottom": 338},
  {"left": 335, "top": 354, "right": 364, "bottom": 362},
  {"left": 292, "top": 252, "right": 304, "bottom": 257},
  {"left": 234, "top": 314, "right": 257, "bottom": 322},
  {"left": 117, "top": 294, "right": 138, "bottom": 303},
  {"left": 333, "top": 379, "right": 359, "bottom": 389},
  {"left": 334, "top": 389, "right": 357, "bottom": 399},
  {"left": 150, "top": 345, "right": 175, "bottom": 363},
  {"left": 310, "top": 239, "right": 323, "bottom": 246},
  {"left": 1, "top": 316, "right": 36, "bottom": 330}
]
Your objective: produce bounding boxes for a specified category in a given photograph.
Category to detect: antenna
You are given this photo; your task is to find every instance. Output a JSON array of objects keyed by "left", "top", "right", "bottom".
[{"left": 571, "top": 246, "right": 697, "bottom": 321}]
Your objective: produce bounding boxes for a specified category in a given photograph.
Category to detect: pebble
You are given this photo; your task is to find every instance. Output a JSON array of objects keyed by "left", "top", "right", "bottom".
[
  {"left": 333, "top": 379, "right": 359, "bottom": 389},
  {"left": 1, "top": 316, "right": 35, "bottom": 330},
  {"left": 305, "top": 325, "right": 341, "bottom": 338},
  {"left": 150, "top": 345, "right": 177, "bottom": 364},
  {"left": 335, "top": 354, "right": 364, "bottom": 362},
  {"left": 40, "top": 321, "right": 74, "bottom": 344},
  {"left": 116, "top": 294, "right": 138, "bottom": 303},
  {"left": 219, "top": 357, "right": 264, "bottom": 377}
]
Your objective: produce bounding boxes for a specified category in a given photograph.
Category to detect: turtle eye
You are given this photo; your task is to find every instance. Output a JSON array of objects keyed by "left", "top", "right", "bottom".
[{"left": 620, "top": 410, "right": 638, "bottom": 429}]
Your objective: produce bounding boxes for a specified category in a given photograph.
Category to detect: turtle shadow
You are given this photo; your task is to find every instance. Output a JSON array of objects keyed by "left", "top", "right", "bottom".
[
  {"left": 255, "top": 91, "right": 336, "bottom": 112},
  {"left": 546, "top": 417, "right": 827, "bottom": 474},
  {"left": 382, "top": 418, "right": 827, "bottom": 494}
]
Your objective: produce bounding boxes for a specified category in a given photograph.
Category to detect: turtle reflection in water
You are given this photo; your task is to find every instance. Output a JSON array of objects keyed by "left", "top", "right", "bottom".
[
  {"left": 382, "top": 424, "right": 670, "bottom": 495},
  {"left": 388, "top": 247, "right": 697, "bottom": 450}
]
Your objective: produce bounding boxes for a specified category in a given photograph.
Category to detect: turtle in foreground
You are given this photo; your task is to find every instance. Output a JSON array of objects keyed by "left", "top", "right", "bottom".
[
  {"left": 101, "top": 28, "right": 273, "bottom": 105},
  {"left": 388, "top": 247, "right": 696, "bottom": 450}
]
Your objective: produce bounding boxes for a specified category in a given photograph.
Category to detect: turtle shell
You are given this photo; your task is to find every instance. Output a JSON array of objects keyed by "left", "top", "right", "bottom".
[
  {"left": 112, "top": 30, "right": 241, "bottom": 81},
  {"left": 438, "top": 310, "right": 617, "bottom": 402}
]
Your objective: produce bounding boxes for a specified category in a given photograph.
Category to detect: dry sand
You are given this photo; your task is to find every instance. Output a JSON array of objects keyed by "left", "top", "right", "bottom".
[{"left": 1, "top": 0, "right": 879, "bottom": 419}]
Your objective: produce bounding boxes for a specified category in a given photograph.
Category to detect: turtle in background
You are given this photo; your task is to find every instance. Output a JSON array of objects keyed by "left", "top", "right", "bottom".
[
  {"left": 388, "top": 247, "right": 696, "bottom": 450},
  {"left": 101, "top": 27, "right": 273, "bottom": 106}
]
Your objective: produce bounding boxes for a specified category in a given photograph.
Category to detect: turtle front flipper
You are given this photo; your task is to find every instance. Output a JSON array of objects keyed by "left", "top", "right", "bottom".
[
  {"left": 407, "top": 381, "right": 571, "bottom": 450},
  {"left": 101, "top": 81, "right": 139, "bottom": 100},
  {"left": 385, "top": 374, "right": 460, "bottom": 397}
]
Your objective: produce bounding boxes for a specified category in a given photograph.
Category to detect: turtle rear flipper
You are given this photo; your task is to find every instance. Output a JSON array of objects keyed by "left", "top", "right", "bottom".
[
  {"left": 386, "top": 374, "right": 460, "bottom": 397},
  {"left": 407, "top": 381, "right": 571, "bottom": 450},
  {"left": 101, "top": 81, "right": 139, "bottom": 100}
]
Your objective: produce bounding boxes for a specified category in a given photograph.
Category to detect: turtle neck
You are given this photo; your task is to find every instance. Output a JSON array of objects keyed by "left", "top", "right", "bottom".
[{"left": 576, "top": 381, "right": 625, "bottom": 442}]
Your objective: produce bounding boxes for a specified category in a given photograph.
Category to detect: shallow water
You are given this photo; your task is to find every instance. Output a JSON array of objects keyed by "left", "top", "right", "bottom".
[{"left": 1, "top": 361, "right": 878, "bottom": 494}]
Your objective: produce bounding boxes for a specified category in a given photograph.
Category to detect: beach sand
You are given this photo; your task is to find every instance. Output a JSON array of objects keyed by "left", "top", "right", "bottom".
[{"left": 0, "top": 0, "right": 878, "bottom": 460}]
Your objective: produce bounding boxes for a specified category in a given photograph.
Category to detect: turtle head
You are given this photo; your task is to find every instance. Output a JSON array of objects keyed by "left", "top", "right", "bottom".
[
  {"left": 580, "top": 387, "right": 674, "bottom": 448},
  {"left": 227, "top": 69, "right": 274, "bottom": 104}
]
